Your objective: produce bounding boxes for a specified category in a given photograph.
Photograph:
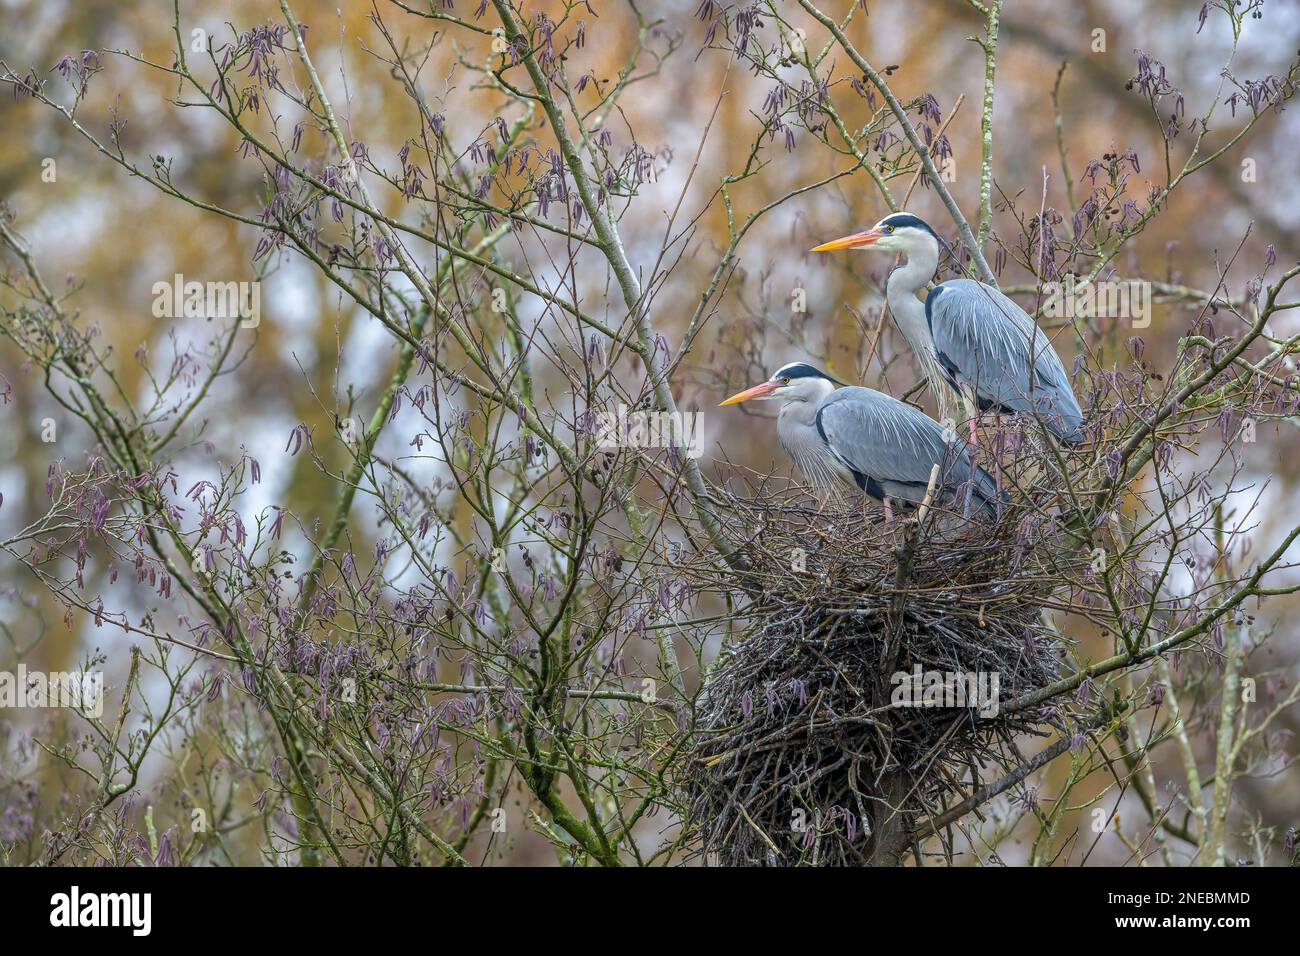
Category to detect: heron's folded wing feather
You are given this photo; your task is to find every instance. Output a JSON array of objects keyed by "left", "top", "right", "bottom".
[
  {"left": 816, "top": 387, "right": 966, "bottom": 486},
  {"left": 928, "top": 279, "right": 1083, "bottom": 431}
]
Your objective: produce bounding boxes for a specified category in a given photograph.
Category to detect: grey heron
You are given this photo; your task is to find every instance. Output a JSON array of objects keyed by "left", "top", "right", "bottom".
[
  {"left": 719, "top": 362, "right": 1002, "bottom": 521},
  {"left": 810, "top": 213, "right": 1085, "bottom": 446}
]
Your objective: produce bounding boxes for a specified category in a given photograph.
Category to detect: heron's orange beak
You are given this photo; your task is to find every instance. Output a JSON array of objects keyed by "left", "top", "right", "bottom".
[
  {"left": 809, "top": 228, "right": 882, "bottom": 252},
  {"left": 719, "top": 380, "right": 780, "bottom": 406}
]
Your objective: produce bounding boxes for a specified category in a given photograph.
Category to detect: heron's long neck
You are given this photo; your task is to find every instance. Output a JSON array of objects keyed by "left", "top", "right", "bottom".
[
  {"left": 885, "top": 240, "right": 940, "bottom": 356},
  {"left": 778, "top": 378, "right": 833, "bottom": 426},
  {"left": 777, "top": 383, "right": 840, "bottom": 488},
  {"left": 883, "top": 238, "right": 958, "bottom": 422},
  {"left": 778, "top": 395, "right": 822, "bottom": 430}
]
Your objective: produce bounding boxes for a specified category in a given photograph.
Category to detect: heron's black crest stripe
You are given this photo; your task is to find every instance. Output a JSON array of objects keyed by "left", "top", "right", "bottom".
[
  {"left": 889, "top": 214, "right": 957, "bottom": 267},
  {"left": 772, "top": 362, "right": 845, "bottom": 385},
  {"left": 879, "top": 213, "right": 941, "bottom": 240}
]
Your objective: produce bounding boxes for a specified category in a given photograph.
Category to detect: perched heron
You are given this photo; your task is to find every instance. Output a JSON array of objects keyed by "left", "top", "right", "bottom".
[
  {"left": 810, "top": 212, "right": 1085, "bottom": 445},
  {"left": 719, "top": 362, "right": 1002, "bottom": 521}
]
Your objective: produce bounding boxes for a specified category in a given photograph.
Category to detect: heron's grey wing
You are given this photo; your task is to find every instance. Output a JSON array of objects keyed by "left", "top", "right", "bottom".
[
  {"left": 927, "top": 279, "right": 1084, "bottom": 441},
  {"left": 816, "top": 387, "right": 986, "bottom": 504}
]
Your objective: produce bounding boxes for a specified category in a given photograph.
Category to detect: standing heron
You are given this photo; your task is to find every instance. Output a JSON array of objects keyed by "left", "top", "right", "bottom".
[
  {"left": 810, "top": 212, "right": 1085, "bottom": 445},
  {"left": 719, "top": 362, "right": 1002, "bottom": 521}
]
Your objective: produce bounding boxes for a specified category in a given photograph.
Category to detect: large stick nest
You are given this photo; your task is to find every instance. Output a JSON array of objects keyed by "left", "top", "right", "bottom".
[{"left": 681, "top": 481, "right": 1076, "bottom": 866}]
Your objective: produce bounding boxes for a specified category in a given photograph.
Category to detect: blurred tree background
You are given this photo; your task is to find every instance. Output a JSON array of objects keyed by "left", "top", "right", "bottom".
[{"left": 1, "top": 0, "right": 1297, "bottom": 865}]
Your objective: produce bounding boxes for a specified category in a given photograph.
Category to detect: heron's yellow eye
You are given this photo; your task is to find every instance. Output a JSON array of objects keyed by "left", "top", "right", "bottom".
[
  {"left": 780, "top": 377, "right": 790, "bottom": 385},
  {"left": 884, "top": 225, "right": 894, "bottom": 233}
]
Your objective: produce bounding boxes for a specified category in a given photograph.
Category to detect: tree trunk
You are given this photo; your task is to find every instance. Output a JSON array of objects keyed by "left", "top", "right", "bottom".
[{"left": 869, "top": 773, "right": 912, "bottom": 866}]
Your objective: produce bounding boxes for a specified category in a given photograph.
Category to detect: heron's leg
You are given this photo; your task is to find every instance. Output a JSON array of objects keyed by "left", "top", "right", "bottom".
[
  {"left": 987, "top": 412, "right": 1001, "bottom": 495},
  {"left": 960, "top": 386, "right": 980, "bottom": 459},
  {"left": 965, "top": 419, "right": 982, "bottom": 510},
  {"left": 882, "top": 496, "right": 894, "bottom": 524}
]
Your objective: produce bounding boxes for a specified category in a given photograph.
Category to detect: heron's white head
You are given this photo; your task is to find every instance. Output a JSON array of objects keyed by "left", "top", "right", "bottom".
[
  {"left": 810, "top": 212, "right": 941, "bottom": 257},
  {"left": 719, "top": 362, "right": 840, "bottom": 406}
]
